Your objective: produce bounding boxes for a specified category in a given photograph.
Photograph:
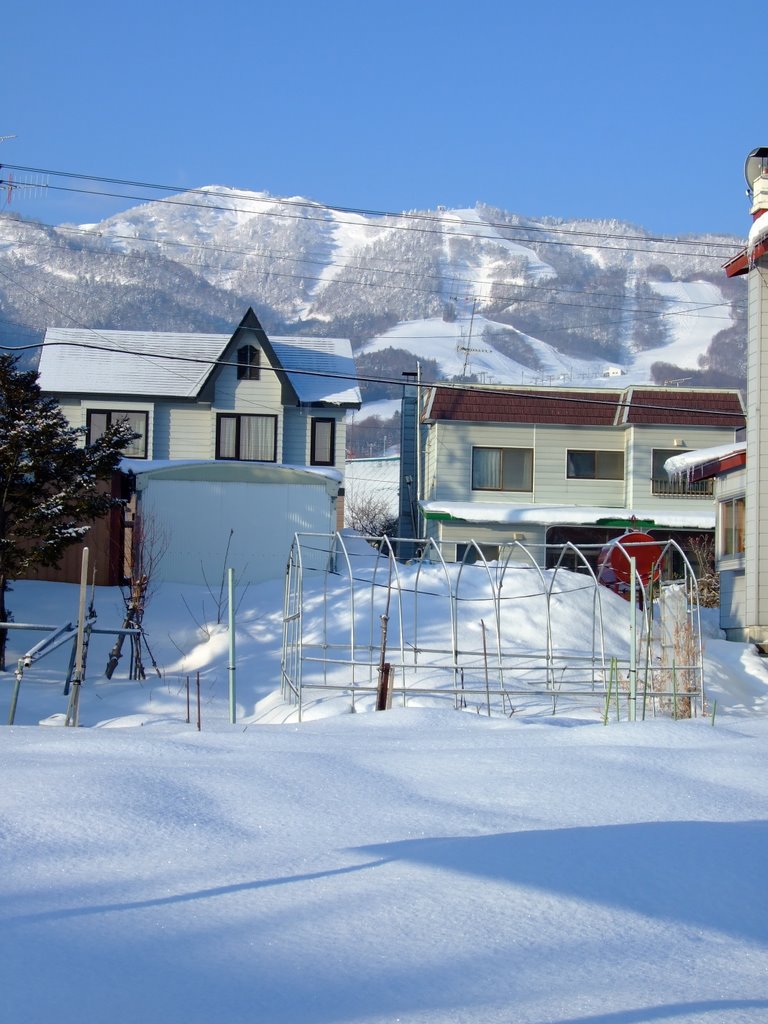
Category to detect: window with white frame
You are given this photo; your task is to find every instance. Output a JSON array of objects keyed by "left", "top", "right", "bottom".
[
  {"left": 720, "top": 495, "right": 745, "bottom": 557},
  {"left": 566, "top": 449, "right": 624, "bottom": 480},
  {"left": 472, "top": 447, "right": 533, "bottom": 492},
  {"left": 310, "top": 417, "right": 335, "bottom": 466},
  {"left": 216, "top": 414, "right": 277, "bottom": 461},
  {"left": 86, "top": 409, "right": 148, "bottom": 459}
]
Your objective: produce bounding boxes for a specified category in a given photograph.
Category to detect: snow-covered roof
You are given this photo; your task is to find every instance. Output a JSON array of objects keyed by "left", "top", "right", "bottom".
[
  {"left": 38, "top": 325, "right": 361, "bottom": 407},
  {"left": 38, "top": 329, "right": 228, "bottom": 398},
  {"left": 269, "top": 336, "right": 360, "bottom": 406},
  {"left": 748, "top": 211, "right": 768, "bottom": 250},
  {"left": 120, "top": 458, "right": 343, "bottom": 486},
  {"left": 421, "top": 500, "right": 715, "bottom": 530},
  {"left": 664, "top": 441, "right": 746, "bottom": 482}
]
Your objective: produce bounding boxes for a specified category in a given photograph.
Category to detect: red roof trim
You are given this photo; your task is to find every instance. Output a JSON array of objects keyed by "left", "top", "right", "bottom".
[
  {"left": 688, "top": 448, "right": 747, "bottom": 482},
  {"left": 752, "top": 237, "right": 768, "bottom": 266},
  {"left": 724, "top": 249, "right": 749, "bottom": 277},
  {"left": 723, "top": 238, "right": 768, "bottom": 277}
]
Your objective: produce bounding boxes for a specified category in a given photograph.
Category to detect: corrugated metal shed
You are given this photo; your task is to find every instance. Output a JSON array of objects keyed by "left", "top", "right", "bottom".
[{"left": 133, "top": 462, "right": 340, "bottom": 585}]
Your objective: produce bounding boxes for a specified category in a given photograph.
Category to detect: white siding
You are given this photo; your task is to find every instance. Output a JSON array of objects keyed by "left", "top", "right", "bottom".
[
  {"left": 427, "top": 423, "right": 627, "bottom": 506},
  {"left": 57, "top": 400, "right": 84, "bottom": 433},
  {"left": 626, "top": 426, "right": 733, "bottom": 511},
  {"left": 534, "top": 425, "right": 626, "bottom": 506},
  {"left": 281, "top": 408, "right": 309, "bottom": 464},
  {"left": 429, "top": 423, "right": 536, "bottom": 502},
  {"left": 153, "top": 404, "right": 213, "bottom": 460},
  {"left": 213, "top": 355, "right": 285, "bottom": 462},
  {"left": 283, "top": 409, "right": 347, "bottom": 469},
  {"left": 436, "top": 521, "right": 547, "bottom": 565},
  {"left": 720, "top": 568, "right": 747, "bottom": 636},
  {"left": 746, "top": 260, "right": 768, "bottom": 636}
]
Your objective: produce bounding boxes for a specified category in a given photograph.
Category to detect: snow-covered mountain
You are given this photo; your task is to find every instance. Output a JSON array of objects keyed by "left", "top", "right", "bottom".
[{"left": 0, "top": 187, "right": 747, "bottom": 392}]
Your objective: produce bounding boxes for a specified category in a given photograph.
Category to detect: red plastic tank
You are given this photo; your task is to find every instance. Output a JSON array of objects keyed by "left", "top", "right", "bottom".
[{"left": 597, "top": 532, "right": 663, "bottom": 596}]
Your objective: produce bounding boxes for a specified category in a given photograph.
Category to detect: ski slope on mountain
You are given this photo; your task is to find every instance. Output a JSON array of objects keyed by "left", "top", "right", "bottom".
[
  {"left": 359, "top": 316, "right": 606, "bottom": 386},
  {"left": 628, "top": 279, "right": 738, "bottom": 383}
]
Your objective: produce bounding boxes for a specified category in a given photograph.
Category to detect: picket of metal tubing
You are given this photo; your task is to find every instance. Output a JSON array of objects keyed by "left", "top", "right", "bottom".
[{"left": 280, "top": 532, "right": 704, "bottom": 722}]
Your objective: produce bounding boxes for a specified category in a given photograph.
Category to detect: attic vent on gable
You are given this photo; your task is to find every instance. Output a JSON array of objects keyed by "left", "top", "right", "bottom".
[{"left": 237, "top": 344, "right": 260, "bottom": 381}]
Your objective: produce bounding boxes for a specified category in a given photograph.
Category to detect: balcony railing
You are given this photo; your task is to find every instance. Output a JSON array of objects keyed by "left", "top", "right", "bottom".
[{"left": 651, "top": 477, "right": 713, "bottom": 498}]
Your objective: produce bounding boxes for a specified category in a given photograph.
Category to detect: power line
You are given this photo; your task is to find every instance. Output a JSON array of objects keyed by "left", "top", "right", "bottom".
[
  {"left": 0, "top": 162, "right": 745, "bottom": 258},
  {"left": 2, "top": 334, "right": 745, "bottom": 420},
  {"left": 1, "top": 221, "right": 744, "bottom": 334},
  {"left": 7, "top": 219, "right": 748, "bottom": 315}
]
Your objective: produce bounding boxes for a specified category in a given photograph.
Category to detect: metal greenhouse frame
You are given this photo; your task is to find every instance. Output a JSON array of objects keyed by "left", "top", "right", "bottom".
[{"left": 281, "top": 532, "right": 704, "bottom": 722}]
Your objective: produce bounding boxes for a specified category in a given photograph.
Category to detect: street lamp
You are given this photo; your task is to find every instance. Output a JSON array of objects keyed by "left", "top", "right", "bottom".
[{"left": 745, "top": 147, "right": 768, "bottom": 192}]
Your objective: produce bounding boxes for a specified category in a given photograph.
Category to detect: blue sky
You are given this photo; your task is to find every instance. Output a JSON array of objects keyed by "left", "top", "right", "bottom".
[{"left": 2, "top": 0, "right": 760, "bottom": 237}]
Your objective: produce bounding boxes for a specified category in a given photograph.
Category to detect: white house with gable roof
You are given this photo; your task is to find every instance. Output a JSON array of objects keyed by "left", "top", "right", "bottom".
[
  {"left": 35, "top": 308, "right": 361, "bottom": 585},
  {"left": 38, "top": 307, "right": 360, "bottom": 468}
]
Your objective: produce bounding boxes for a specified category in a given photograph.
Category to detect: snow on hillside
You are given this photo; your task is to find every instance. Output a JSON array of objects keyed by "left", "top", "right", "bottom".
[
  {"left": 627, "top": 279, "right": 736, "bottom": 383},
  {"left": 0, "top": 194, "right": 748, "bottom": 391},
  {"left": 439, "top": 207, "right": 556, "bottom": 296},
  {"left": 359, "top": 316, "right": 607, "bottom": 386},
  {"left": 1, "top": 569, "right": 767, "bottom": 1024}
]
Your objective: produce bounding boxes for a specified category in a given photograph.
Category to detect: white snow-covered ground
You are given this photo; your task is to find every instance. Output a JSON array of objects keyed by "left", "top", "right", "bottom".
[{"left": 1, "top": 567, "right": 767, "bottom": 1024}]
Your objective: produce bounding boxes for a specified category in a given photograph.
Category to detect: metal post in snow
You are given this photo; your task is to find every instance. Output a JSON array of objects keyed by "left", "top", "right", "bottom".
[
  {"left": 629, "top": 556, "right": 637, "bottom": 722},
  {"left": 7, "top": 658, "right": 24, "bottom": 725},
  {"left": 65, "top": 547, "right": 89, "bottom": 728},
  {"left": 228, "top": 567, "right": 236, "bottom": 724}
]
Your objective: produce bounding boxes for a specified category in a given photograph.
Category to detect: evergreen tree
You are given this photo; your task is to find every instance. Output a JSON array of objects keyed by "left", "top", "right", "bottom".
[{"left": 0, "top": 355, "right": 137, "bottom": 669}]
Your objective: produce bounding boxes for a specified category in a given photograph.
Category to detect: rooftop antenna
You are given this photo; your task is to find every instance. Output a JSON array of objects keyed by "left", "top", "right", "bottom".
[{"left": 0, "top": 140, "right": 49, "bottom": 206}]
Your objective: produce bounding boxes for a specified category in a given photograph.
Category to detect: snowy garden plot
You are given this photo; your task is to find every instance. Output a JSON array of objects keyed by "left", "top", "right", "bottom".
[{"left": 281, "top": 533, "right": 704, "bottom": 721}]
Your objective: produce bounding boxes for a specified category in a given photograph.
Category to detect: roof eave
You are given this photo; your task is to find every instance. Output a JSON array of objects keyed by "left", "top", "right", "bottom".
[{"left": 688, "top": 449, "right": 747, "bottom": 482}]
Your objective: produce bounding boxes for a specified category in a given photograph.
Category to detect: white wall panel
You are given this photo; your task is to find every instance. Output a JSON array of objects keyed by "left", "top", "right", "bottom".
[{"left": 138, "top": 478, "right": 335, "bottom": 585}]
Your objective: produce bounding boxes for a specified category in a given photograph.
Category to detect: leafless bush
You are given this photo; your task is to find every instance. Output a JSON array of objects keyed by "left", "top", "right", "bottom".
[
  {"left": 345, "top": 490, "right": 399, "bottom": 537},
  {"left": 688, "top": 535, "right": 719, "bottom": 609}
]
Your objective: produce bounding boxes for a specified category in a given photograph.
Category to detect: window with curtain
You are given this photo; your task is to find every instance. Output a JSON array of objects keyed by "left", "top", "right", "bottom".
[
  {"left": 310, "top": 418, "right": 335, "bottom": 466},
  {"left": 566, "top": 449, "right": 624, "bottom": 480},
  {"left": 86, "top": 409, "right": 148, "bottom": 459},
  {"left": 216, "top": 414, "right": 277, "bottom": 461},
  {"left": 720, "top": 495, "right": 745, "bottom": 557},
  {"left": 471, "top": 447, "right": 533, "bottom": 491}
]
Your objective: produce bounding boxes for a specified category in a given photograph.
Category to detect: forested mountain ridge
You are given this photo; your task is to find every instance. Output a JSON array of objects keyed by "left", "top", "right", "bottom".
[{"left": 0, "top": 187, "right": 747, "bottom": 390}]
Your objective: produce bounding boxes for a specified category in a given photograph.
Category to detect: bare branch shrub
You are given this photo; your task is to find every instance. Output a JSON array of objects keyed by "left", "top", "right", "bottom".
[
  {"left": 345, "top": 489, "right": 399, "bottom": 537},
  {"left": 688, "top": 535, "right": 719, "bottom": 609}
]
